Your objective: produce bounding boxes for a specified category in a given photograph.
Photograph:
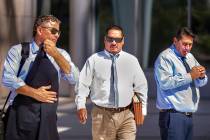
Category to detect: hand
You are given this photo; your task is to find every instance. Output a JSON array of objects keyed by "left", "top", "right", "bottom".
[
  {"left": 43, "top": 39, "right": 59, "bottom": 58},
  {"left": 77, "top": 108, "right": 87, "bottom": 124},
  {"left": 43, "top": 39, "right": 71, "bottom": 74},
  {"left": 190, "top": 66, "right": 204, "bottom": 80},
  {"left": 197, "top": 66, "right": 206, "bottom": 78},
  {"left": 33, "top": 85, "right": 57, "bottom": 103}
]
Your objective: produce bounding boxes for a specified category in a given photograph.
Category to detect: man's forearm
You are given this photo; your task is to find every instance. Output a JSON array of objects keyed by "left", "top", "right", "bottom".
[
  {"left": 15, "top": 85, "right": 57, "bottom": 103},
  {"left": 53, "top": 52, "right": 71, "bottom": 74},
  {"left": 15, "top": 85, "right": 37, "bottom": 98}
]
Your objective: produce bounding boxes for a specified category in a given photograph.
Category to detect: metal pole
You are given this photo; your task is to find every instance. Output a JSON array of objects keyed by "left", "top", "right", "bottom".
[
  {"left": 142, "top": 0, "right": 153, "bottom": 69},
  {"left": 134, "top": 0, "right": 139, "bottom": 56},
  {"left": 90, "top": 0, "right": 96, "bottom": 54}
]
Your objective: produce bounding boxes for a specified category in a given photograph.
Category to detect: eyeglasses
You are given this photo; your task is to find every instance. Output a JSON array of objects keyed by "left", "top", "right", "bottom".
[
  {"left": 106, "top": 36, "right": 123, "bottom": 43},
  {"left": 41, "top": 26, "right": 61, "bottom": 35}
]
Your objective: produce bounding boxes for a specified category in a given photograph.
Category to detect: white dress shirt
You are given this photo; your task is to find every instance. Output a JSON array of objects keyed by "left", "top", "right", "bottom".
[{"left": 75, "top": 50, "right": 148, "bottom": 115}]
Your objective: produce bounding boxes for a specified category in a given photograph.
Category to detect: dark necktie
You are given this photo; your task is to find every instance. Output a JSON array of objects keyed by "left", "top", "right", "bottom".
[
  {"left": 182, "top": 57, "right": 197, "bottom": 103},
  {"left": 110, "top": 54, "right": 119, "bottom": 107},
  {"left": 25, "top": 46, "right": 46, "bottom": 83}
]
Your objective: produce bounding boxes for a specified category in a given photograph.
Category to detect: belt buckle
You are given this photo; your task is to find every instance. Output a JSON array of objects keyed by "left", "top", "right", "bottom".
[
  {"left": 112, "top": 108, "right": 117, "bottom": 112},
  {"left": 111, "top": 107, "right": 124, "bottom": 112},
  {"left": 112, "top": 108, "right": 121, "bottom": 112},
  {"left": 107, "top": 108, "right": 117, "bottom": 112},
  {"left": 104, "top": 106, "right": 129, "bottom": 112},
  {"left": 184, "top": 112, "right": 192, "bottom": 116}
]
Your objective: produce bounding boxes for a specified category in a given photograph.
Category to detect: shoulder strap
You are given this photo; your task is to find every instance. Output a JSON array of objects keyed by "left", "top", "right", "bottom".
[
  {"left": 17, "top": 42, "right": 30, "bottom": 75},
  {"left": 1, "top": 42, "right": 30, "bottom": 113}
]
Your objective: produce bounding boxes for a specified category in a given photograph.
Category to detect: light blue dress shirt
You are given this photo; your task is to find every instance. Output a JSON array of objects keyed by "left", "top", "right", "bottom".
[
  {"left": 75, "top": 50, "right": 148, "bottom": 115},
  {"left": 154, "top": 44, "right": 208, "bottom": 112},
  {"left": 2, "top": 41, "right": 79, "bottom": 104}
]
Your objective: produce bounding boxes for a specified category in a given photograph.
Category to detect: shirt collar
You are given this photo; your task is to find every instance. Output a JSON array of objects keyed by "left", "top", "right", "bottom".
[
  {"left": 104, "top": 50, "right": 121, "bottom": 58},
  {"left": 170, "top": 44, "right": 184, "bottom": 59},
  {"left": 170, "top": 44, "right": 189, "bottom": 62},
  {"left": 31, "top": 40, "right": 40, "bottom": 54}
]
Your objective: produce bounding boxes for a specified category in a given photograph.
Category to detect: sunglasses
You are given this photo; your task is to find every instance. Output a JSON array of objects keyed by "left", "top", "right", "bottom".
[
  {"left": 41, "top": 26, "right": 61, "bottom": 35},
  {"left": 106, "top": 36, "right": 123, "bottom": 43}
]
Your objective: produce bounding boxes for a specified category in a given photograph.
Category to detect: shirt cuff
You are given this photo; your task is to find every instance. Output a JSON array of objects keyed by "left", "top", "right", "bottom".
[
  {"left": 63, "top": 73, "right": 77, "bottom": 84},
  {"left": 62, "top": 63, "right": 79, "bottom": 84},
  {"left": 142, "top": 105, "right": 147, "bottom": 116},
  {"left": 13, "top": 78, "right": 26, "bottom": 90},
  {"left": 77, "top": 103, "right": 86, "bottom": 110},
  {"left": 199, "top": 75, "right": 207, "bottom": 80},
  {"left": 75, "top": 95, "right": 87, "bottom": 110}
]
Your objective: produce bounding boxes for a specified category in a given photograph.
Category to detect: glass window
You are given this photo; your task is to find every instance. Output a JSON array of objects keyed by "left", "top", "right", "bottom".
[
  {"left": 150, "top": 0, "right": 187, "bottom": 67},
  {"left": 150, "top": 0, "right": 210, "bottom": 68}
]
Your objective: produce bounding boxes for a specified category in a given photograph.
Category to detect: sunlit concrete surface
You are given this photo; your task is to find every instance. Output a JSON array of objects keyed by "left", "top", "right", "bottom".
[
  {"left": 0, "top": 96, "right": 209, "bottom": 140},
  {"left": 57, "top": 97, "right": 210, "bottom": 140}
]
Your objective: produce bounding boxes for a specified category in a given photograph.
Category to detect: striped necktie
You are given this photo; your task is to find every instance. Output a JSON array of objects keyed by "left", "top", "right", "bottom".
[
  {"left": 182, "top": 57, "right": 197, "bottom": 103},
  {"left": 110, "top": 54, "right": 119, "bottom": 107}
]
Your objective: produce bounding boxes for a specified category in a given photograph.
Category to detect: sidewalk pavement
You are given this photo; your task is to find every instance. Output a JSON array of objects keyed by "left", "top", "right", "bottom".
[
  {"left": 57, "top": 97, "right": 210, "bottom": 140},
  {"left": 1, "top": 97, "right": 210, "bottom": 140}
]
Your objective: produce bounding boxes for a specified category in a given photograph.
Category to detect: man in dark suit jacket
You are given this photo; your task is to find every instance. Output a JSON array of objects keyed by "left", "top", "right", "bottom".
[{"left": 2, "top": 15, "right": 79, "bottom": 140}]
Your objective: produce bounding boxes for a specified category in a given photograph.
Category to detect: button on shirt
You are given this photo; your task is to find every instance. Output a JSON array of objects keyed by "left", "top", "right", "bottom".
[
  {"left": 2, "top": 41, "right": 79, "bottom": 104},
  {"left": 75, "top": 50, "right": 148, "bottom": 115},
  {"left": 154, "top": 44, "right": 208, "bottom": 112}
]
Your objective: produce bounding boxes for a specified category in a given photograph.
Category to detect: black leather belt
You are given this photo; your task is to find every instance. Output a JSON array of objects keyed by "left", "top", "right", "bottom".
[
  {"left": 160, "top": 109, "right": 193, "bottom": 117},
  {"left": 95, "top": 104, "right": 130, "bottom": 112}
]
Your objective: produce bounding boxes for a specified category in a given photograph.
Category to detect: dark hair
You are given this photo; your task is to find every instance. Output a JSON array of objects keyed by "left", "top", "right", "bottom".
[
  {"left": 33, "top": 15, "right": 61, "bottom": 37},
  {"left": 105, "top": 25, "right": 124, "bottom": 37},
  {"left": 175, "top": 27, "right": 197, "bottom": 42}
]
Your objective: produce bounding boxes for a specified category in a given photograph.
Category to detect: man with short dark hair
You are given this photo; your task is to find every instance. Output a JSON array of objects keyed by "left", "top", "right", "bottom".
[
  {"left": 75, "top": 25, "right": 148, "bottom": 140},
  {"left": 154, "top": 27, "right": 208, "bottom": 140},
  {"left": 2, "top": 15, "right": 79, "bottom": 140}
]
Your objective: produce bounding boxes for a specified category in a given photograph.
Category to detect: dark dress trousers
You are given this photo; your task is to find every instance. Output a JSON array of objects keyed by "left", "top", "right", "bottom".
[{"left": 5, "top": 48, "right": 59, "bottom": 140}]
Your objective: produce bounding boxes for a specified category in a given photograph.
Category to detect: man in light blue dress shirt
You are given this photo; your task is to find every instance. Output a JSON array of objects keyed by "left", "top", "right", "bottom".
[
  {"left": 2, "top": 15, "right": 79, "bottom": 140},
  {"left": 154, "top": 27, "right": 208, "bottom": 140},
  {"left": 75, "top": 25, "right": 148, "bottom": 140}
]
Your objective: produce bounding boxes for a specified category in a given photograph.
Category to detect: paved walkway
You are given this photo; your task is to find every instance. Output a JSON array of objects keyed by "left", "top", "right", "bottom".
[
  {"left": 57, "top": 97, "right": 210, "bottom": 140},
  {"left": 1, "top": 96, "right": 210, "bottom": 140}
]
